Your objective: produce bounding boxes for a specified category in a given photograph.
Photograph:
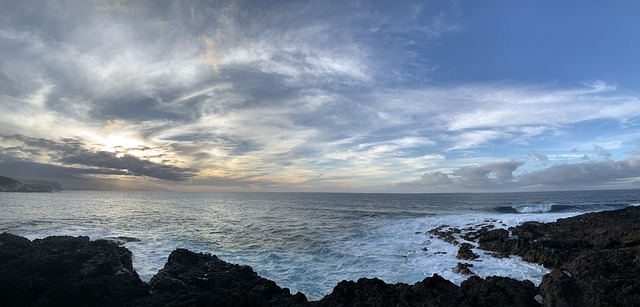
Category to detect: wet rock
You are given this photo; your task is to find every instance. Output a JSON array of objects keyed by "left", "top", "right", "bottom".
[
  {"left": 147, "top": 249, "right": 308, "bottom": 306},
  {"left": 457, "top": 243, "right": 479, "bottom": 260},
  {"left": 461, "top": 224, "right": 495, "bottom": 242},
  {"left": 453, "top": 262, "right": 475, "bottom": 275},
  {"left": 428, "top": 226, "right": 461, "bottom": 246}
]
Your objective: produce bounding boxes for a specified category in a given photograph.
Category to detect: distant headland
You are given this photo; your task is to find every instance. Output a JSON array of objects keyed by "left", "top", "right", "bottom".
[{"left": 0, "top": 176, "right": 63, "bottom": 192}]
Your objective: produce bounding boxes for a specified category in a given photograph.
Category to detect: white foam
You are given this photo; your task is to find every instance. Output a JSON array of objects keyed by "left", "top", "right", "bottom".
[
  {"left": 118, "top": 210, "right": 585, "bottom": 300},
  {"left": 321, "top": 210, "right": 583, "bottom": 295},
  {"left": 513, "top": 203, "right": 554, "bottom": 213}
]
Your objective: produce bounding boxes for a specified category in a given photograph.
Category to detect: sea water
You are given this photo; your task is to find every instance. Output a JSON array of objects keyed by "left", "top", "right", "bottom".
[{"left": 1, "top": 189, "right": 638, "bottom": 300}]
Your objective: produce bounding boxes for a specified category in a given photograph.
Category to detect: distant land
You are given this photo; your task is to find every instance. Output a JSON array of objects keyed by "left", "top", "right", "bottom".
[{"left": 0, "top": 176, "right": 63, "bottom": 192}]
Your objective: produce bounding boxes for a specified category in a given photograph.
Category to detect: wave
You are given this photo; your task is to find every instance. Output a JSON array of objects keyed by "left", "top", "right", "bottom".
[
  {"left": 513, "top": 203, "right": 554, "bottom": 213},
  {"left": 494, "top": 203, "right": 574, "bottom": 214},
  {"left": 494, "top": 202, "right": 636, "bottom": 214}
]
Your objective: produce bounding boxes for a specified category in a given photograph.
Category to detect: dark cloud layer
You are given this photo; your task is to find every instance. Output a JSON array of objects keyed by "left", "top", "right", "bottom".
[
  {"left": 519, "top": 158, "right": 640, "bottom": 186},
  {"left": 402, "top": 157, "right": 640, "bottom": 191},
  {"left": 0, "top": 134, "right": 195, "bottom": 185}
]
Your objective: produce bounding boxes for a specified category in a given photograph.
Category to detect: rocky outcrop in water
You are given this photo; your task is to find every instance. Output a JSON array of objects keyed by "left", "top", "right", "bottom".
[
  {"left": 475, "top": 206, "right": 640, "bottom": 306},
  {"left": 1, "top": 206, "right": 638, "bottom": 306}
]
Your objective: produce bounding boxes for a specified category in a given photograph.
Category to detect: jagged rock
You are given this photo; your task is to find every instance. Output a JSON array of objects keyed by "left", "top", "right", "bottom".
[
  {"left": 316, "top": 274, "right": 540, "bottom": 307},
  {"left": 428, "top": 226, "right": 461, "bottom": 246},
  {"left": 0, "top": 233, "right": 149, "bottom": 307},
  {"left": 147, "top": 248, "right": 307, "bottom": 306},
  {"left": 538, "top": 270, "right": 582, "bottom": 307},
  {"left": 453, "top": 262, "right": 475, "bottom": 275},
  {"left": 461, "top": 224, "right": 495, "bottom": 242},
  {"left": 460, "top": 276, "right": 539, "bottom": 307},
  {"left": 476, "top": 206, "right": 640, "bottom": 307},
  {"left": 457, "top": 243, "right": 479, "bottom": 260},
  {"left": 315, "top": 274, "right": 465, "bottom": 307}
]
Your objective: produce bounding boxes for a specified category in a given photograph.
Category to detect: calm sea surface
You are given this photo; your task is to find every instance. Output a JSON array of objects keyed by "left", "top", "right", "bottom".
[{"left": 1, "top": 189, "right": 638, "bottom": 300}]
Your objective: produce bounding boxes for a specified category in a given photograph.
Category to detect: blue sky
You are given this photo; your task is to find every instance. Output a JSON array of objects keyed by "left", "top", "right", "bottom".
[{"left": 1, "top": 0, "right": 639, "bottom": 192}]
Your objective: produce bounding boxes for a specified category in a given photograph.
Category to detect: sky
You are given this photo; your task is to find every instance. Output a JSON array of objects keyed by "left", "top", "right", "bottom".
[{"left": 1, "top": 0, "right": 639, "bottom": 192}]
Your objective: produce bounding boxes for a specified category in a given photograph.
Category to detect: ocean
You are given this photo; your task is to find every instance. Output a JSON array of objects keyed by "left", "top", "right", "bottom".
[{"left": 1, "top": 189, "right": 638, "bottom": 300}]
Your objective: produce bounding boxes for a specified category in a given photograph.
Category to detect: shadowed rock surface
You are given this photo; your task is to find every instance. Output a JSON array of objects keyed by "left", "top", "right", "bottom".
[
  {"left": 0, "top": 233, "right": 149, "bottom": 306},
  {"left": 147, "top": 249, "right": 308, "bottom": 306},
  {"left": 476, "top": 206, "right": 640, "bottom": 306},
  {"left": 1, "top": 206, "right": 638, "bottom": 306},
  {"left": 314, "top": 274, "right": 538, "bottom": 307}
]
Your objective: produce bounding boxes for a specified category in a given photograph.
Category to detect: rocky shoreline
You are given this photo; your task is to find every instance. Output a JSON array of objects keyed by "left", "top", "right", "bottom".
[{"left": 1, "top": 206, "right": 639, "bottom": 306}]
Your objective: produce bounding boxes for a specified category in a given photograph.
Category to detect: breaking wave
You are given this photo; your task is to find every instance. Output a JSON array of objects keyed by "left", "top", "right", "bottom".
[{"left": 494, "top": 203, "right": 572, "bottom": 214}]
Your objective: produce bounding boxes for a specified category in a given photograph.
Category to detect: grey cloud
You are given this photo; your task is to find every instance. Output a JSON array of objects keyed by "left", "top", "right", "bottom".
[
  {"left": 452, "top": 165, "right": 491, "bottom": 183},
  {"left": 529, "top": 150, "right": 549, "bottom": 164},
  {"left": 593, "top": 144, "right": 612, "bottom": 160},
  {"left": 404, "top": 157, "right": 640, "bottom": 191},
  {"left": 0, "top": 0, "right": 455, "bottom": 143},
  {"left": 402, "top": 160, "right": 524, "bottom": 189},
  {"left": 452, "top": 160, "right": 524, "bottom": 185},
  {"left": 485, "top": 160, "right": 525, "bottom": 180},
  {"left": 519, "top": 159, "right": 640, "bottom": 186},
  {"left": 0, "top": 134, "right": 195, "bottom": 182},
  {"left": 58, "top": 151, "right": 193, "bottom": 182},
  {"left": 418, "top": 171, "right": 453, "bottom": 186}
]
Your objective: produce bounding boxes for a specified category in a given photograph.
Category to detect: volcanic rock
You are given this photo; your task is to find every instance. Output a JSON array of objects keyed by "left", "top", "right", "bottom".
[
  {"left": 456, "top": 243, "right": 479, "bottom": 260},
  {"left": 147, "top": 248, "right": 308, "bottom": 306},
  {"left": 0, "top": 233, "right": 149, "bottom": 306},
  {"left": 476, "top": 206, "right": 640, "bottom": 306},
  {"left": 453, "top": 262, "right": 475, "bottom": 275}
]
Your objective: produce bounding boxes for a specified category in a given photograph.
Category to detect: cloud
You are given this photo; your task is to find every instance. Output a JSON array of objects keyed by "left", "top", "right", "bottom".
[
  {"left": 593, "top": 144, "right": 612, "bottom": 160},
  {"left": 0, "top": 134, "right": 195, "bottom": 184},
  {"left": 419, "top": 171, "right": 453, "bottom": 186},
  {"left": 440, "top": 82, "right": 640, "bottom": 131},
  {"left": 404, "top": 157, "right": 640, "bottom": 191},
  {"left": 528, "top": 150, "right": 549, "bottom": 164},
  {"left": 519, "top": 158, "right": 640, "bottom": 186},
  {"left": 452, "top": 160, "right": 524, "bottom": 185}
]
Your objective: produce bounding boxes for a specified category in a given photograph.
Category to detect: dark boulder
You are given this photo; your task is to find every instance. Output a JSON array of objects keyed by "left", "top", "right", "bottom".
[
  {"left": 460, "top": 276, "right": 539, "bottom": 307},
  {"left": 315, "top": 274, "right": 465, "bottom": 307},
  {"left": 538, "top": 270, "right": 582, "bottom": 307},
  {"left": 456, "top": 243, "right": 479, "bottom": 260},
  {"left": 0, "top": 233, "right": 150, "bottom": 307},
  {"left": 147, "top": 248, "right": 308, "bottom": 306},
  {"left": 453, "top": 262, "right": 474, "bottom": 275}
]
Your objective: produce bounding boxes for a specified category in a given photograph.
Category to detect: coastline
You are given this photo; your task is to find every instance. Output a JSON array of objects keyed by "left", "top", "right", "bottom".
[{"left": 1, "top": 206, "right": 639, "bottom": 306}]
